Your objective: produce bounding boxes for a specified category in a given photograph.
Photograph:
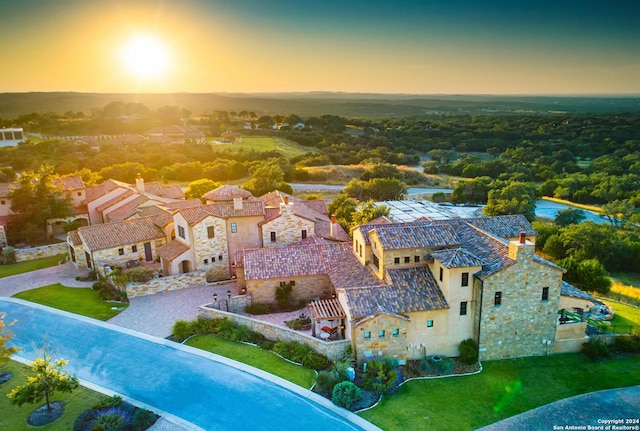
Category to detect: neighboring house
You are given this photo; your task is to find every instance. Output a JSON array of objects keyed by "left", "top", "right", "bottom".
[
  {"left": 0, "top": 176, "right": 89, "bottom": 240},
  {"left": 156, "top": 187, "right": 350, "bottom": 280},
  {"left": 221, "top": 131, "right": 243, "bottom": 143},
  {"left": 0, "top": 127, "right": 25, "bottom": 147},
  {"left": 72, "top": 216, "right": 167, "bottom": 272},
  {"left": 236, "top": 214, "right": 572, "bottom": 363},
  {"left": 145, "top": 125, "right": 206, "bottom": 144}
]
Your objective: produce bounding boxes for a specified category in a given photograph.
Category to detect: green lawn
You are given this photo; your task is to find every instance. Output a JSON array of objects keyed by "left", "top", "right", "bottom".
[
  {"left": 185, "top": 335, "right": 316, "bottom": 389},
  {"left": 12, "top": 284, "right": 127, "bottom": 321},
  {"left": 601, "top": 299, "right": 640, "bottom": 334},
  {"left": 359, "top": 353, "right": 640, "bottom": 431},
  {"left": 0, "top": 255, "right": 66, "bottom": 278},
  {"left": 210, "top": 136, "right": 313, "bottom": 158},
  {"left": 0, "top": 361, "right": 106, "bottom": 431}
]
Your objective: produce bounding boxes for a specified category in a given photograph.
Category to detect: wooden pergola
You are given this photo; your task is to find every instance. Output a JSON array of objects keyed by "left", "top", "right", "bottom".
[{"left": 309, "top": 299, "right": 346, "bottom": 339}]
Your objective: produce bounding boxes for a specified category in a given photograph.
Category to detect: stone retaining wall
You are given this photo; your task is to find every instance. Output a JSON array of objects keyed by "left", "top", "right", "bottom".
[
  {"left": 126, "top": 271, "right": 207, "bottom": 298},
  {"left": 198, "top": 306, "right": 350, "bottom": 361},
  {"left": 15, "top": 243, "right": 68, "bottom": 262}
]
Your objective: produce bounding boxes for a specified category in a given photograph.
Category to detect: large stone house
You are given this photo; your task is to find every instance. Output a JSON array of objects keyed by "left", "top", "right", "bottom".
[
  {"left": 235, "top": 214, "right": 568, "bottom": 363},
  {"left": 156, "top": 187, "right": 349, "bottom": 281}
]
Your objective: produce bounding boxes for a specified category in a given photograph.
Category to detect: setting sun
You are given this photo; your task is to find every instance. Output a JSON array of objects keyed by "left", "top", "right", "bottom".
[{"left": 120, "top": 35, "right": 170, "bottom": 79}]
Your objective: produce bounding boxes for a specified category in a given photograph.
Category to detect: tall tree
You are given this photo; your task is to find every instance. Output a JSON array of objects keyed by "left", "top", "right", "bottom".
[
  {"left": 0, "top": 312, "right": 19, "bottom": 368},
  {"left": 9, "top": 165, "right": 73, "bottom": 244},
  {"left": 184, "top": 179, "right": 221, "bottom": 203},
  {"left": 351, "top": 201, "right": 390, "bottom": 229},
  {"left": 483, "top": 182, "right": 537, "bottom": 222}
]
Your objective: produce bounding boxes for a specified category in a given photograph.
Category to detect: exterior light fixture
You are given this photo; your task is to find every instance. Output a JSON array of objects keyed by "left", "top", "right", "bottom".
[
  {"left": 213, "top": 293, "right": 218, "bottom": 301},
  {"left": 227, "top": 290, "right": 232, "bottom": 298}
]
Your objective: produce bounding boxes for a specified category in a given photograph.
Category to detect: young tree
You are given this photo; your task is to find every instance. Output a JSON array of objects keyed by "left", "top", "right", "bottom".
[
  {"left": 8, "top": 165, "right": 73, "bottom": 244},
  {"left": 184, "top": 179, "right": 221, "bottom": 203},
  {"left": 351, "top": 201, "right": 390, "bottom": 229},
  {"left": 7, "top": 344, "right": 79, "bottom": 412},
  {"left": 0, "top": 312, "right": 19, "bottom": 366}
]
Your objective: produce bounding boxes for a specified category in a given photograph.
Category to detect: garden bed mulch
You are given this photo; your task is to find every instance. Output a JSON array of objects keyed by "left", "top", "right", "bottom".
[{"left": 28, "top": 401, "right": 64, "bottom": 426}]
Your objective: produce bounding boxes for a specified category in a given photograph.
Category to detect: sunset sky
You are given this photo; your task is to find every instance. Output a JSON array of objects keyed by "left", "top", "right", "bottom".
[{"left": 1, "top": 0, "right": 639, "bottom": 95}]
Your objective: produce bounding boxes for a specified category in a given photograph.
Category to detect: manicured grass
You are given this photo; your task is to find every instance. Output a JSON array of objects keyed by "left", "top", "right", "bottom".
[
  {"left": 211, "top": 136, "right": 313, "bottom": 158},
  {"left": 0, "top": 360, "right": 106, "bottom": 431},
  {"left": 600, "top": 299, "right": 640, "bottom": 334},
  {"left": 185, "top": 334, "right": 316, "bottom": 389},
  {"left": 12, "top": 284, "right": 127, "bottom": 321},
  {"left": 359, "top": 353, "right": 640, "bottom": 431},
  {"left": 0, "top": 255, "right": 66, "bottom": 278}
]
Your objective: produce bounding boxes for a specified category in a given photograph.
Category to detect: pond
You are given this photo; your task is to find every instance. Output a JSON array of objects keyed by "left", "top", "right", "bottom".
[{"left": 534, "top": 199, "right": 607, "bottom": 224}]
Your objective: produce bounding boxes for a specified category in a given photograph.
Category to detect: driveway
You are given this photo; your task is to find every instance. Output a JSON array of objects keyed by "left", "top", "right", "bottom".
[
  {"left": 0, "top": 261, "right": 94, "bottom": 297},
  {"left": 3, "top": 298, "right": 380, "bottom": 431}
]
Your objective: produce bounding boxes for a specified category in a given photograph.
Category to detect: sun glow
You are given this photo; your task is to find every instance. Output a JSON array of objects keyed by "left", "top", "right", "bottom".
[{"left": 120, "top": 35, "right": 170, "bottom": 79}]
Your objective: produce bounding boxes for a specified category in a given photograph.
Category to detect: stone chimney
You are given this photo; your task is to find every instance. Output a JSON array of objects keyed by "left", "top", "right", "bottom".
[
  {"left": 233, "top": 197, "right": 243, "bottom": 211},
  {"left": 135, "top": 174, "right": 145, "bottom": 193},
  {"left": 508, "top": 231, "right": 535, "bottom": 261},
  {"left": 284, "top": 196, "right": 289, "bottom": 205},
  {"left": 330, "top": 215, "right": 337, "bottom": 238}
]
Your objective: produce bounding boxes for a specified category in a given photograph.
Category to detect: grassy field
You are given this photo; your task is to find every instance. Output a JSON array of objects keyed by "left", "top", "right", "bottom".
[
  {"left": 12, "top": 283, "right": 127, "bottom": 321},
  {"left": 210, "top": 136, "right": 313, "bottom": 158},
  {"left": 0, "top": 361, "right": 106, "bottom": 431},
  {"left": 0, "top": 255, "right": 66, "bottom": 278},
  {"left": 600, "top": 299, "right": 640, "bottom": 334},
  {"left": 359, "top": 353, "right": 640, "bottom": 431},
  {"left": 185, "top": 335, "right": 316, "bottom": 389}
]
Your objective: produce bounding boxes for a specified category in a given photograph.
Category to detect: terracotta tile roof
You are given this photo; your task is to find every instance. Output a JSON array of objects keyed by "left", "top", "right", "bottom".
[
  {"left": 95, "top": 190, "right": 135, "bottom": 212},
  {"left": 373, "top": 224, "right": 461, "bottom": 250},
  {"left": 327, "top": 254, "right": 384, "bottom": 290},
  {"left": 0, "top": 176, "right": 85, "bottom": 197},
  {"left": 162, "top": 199, "right": 203, "bottom": 210},
  {"left": 314, "top": 219, "right": 351, "bottom": 242},
  {"left": 304, "top": 199, "right": 329, "bottom": 216},
  {"left": 263, "top": 207, "right": 280, "bottom": 223},
  {"left": 203, "top": 185, "right": 253, "bottom": 201},
  {"left": 78, "top": 217, "right": 164, "bottom": 251},
  {"left": 450, "top": 221, "right": 514, "bottom": 279},
  {"left": 465, "top": 214, "right": 536, "bottom": 240},
  {"left": 343, "top": 266, "right": 449, "bottom": 320},
  {"left": 430, "top": 248, "right": 484, "bottom": 268},
  {"left": 156, "top": 239, "right": 190, "bottom": 261},
  {"left": 243, "top": 243, "right": 354, "bottom": 280},
  {"left": 58, "top": 176, "right": 85, "bottom": 191},
  {"left": 85, "top": 179, "right": 130, "bottom": 203},
  {"left": 179, "top": 201, "right": 265, "bottom": 225},
  {"left": 561, "top": 281, "right": 593, "bottom": 301},
  {"left": 355, "top": 219, "right": 431, "bottom": 245},
  {"left": 145, "top": 183, "right": 185, "bottom": 199},
  {"left": 67, "top": 230, "right": 82, "bottom": 245},
  {"left": 106, "top": 196, "right": 150, "bottom": 222}
]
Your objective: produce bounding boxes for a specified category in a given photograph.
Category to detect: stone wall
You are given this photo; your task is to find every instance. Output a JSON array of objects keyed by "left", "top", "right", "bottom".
[
  {"left": 191, "top": 216, "right": 230, "bottom": 280},
  {"left": 261, "top": 203, "right": 314, "bottom": 248},
  {"left": 553, "top": 322, "right": 589, "bottom": 354},
  {"left": 247, "top": 274, "right": 333, "bottom": 305},
  {"left": 125, "top": 270, "right": 207, "bottom": 298},
  {"left": 198, "top": 306, "right": 350, "bottom": 360},
  {"left": 92, "top": 239, "right": 165, "bottom": 270},
  {"left": 478, "top": 241, "right": 563, "bottom": 360},
  {"left": 0, "top": 225, "right": 7, "bottom": 248},
  {"left": 14, "top": 243, "right": 69, "bottom": 262},
  {"left": 352, "top": 314, "right": 408, "bottom": 364}
]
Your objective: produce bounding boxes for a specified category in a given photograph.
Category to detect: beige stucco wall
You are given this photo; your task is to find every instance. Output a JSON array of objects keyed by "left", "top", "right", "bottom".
[
  {"left": 260, "top": 204, "right": 315, "bottom": 248},
  {"left": 247, "top": 274, "right": 333, "bottom": 305},
  {"left": 559, "top": 295, "right": 594, "bottom": 312},
  {"left": 226, "top": 215, "right": 263, "bottom": 276},
  {"left": 352, "top": 229, "right": 369, "bottom": 265},
  {"left": 477, "top": 241, "right": 563, "bottom": 360}
]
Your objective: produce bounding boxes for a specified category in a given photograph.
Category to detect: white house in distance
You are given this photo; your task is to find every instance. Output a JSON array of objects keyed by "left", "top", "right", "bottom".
[{"left": 0, "top": 128, "right": 25, "bottom": 147}]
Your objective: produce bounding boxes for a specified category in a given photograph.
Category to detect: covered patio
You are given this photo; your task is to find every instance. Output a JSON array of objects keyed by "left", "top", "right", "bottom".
[{"left": 309, "top": 298, "right": 346, "bottom": 341}]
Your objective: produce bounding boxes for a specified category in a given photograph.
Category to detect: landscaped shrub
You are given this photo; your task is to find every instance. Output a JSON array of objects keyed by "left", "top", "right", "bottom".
[
  {"left": 132, "top": 408, "right": 159, "bottom": 430},
  {"left": 172, "top": 319, "right": 194, "bottom": 342},
  {"left": 244, "top": 303, "right": 272, "bottom": 315},
  {"left": 582, "top": 337, "right": 611, "bottom": 360},
  {"left": 258, "top": 340, "right": 275, "bottom": 351},
  {"left": 302, "top": 352, "right": 330, "bottom": 371},
  {"left": 458, "top": 338, "right": 479, "bottom": 365},
  {"left": 191, "top": 315, "right": 217, "bottom": 335},
  {"left": 271, "top": 341, "right": 329, "bottom": 370},
  {"left": 87, "top": 406, "right": 133, "bottom": 431},
  {"left": 0, "top": 246, "right": 16, "bottom": 265},
  {"left": 332, "top": 381, "right": 362, "bottom": 409},
  {"left": 363, "top": 359, "right": 398, "bottom": 395},
  {"left": 316, "top": 370, "right": 342, "bottom": 397},
  {"left": 434, "top": 357, "right": 455, "bottom": 375},
  {"left": 124, "top": 267, "right": 156, "bottom": 282},
  {"left": 613, "top": 335, "right": 640, "bottom": 353},
  {"left": 275, "top": 283, "right": 293, "bottom": 310},
  {"left": 419, "top": 357, "right": 432, "bottom": 374},
  {"left": 73, "top": 408, "right": 96, "bottom": 431},
  {"left": 92, "top": 395, "right": 123, "bottom": 410}
]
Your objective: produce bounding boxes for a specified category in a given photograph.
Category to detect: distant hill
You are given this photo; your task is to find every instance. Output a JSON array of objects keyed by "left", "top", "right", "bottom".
[{"left": 0, "top": 92, "right": 639, "bottom": 118}]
